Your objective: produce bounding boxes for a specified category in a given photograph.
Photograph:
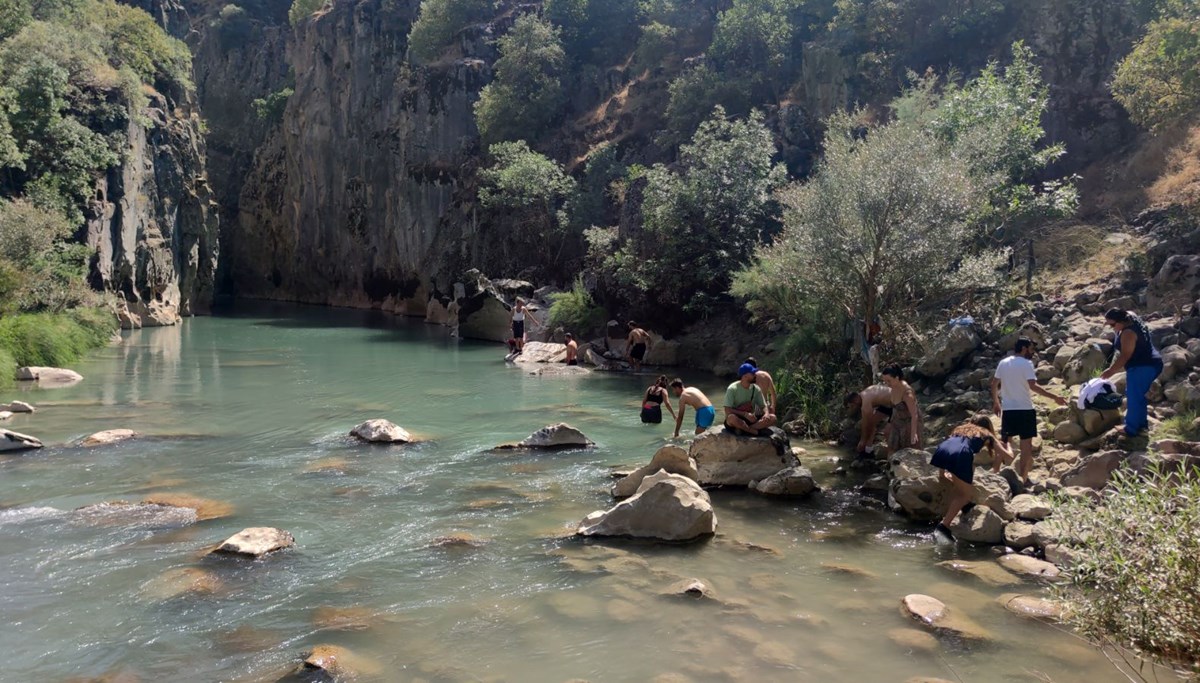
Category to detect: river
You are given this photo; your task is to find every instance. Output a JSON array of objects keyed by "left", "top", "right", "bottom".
[{"left": 0, "top": 303, "right": 1161, "bottom": 682}]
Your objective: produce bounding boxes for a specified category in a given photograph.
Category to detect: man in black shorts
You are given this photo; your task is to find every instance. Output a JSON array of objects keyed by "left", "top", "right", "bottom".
[
  {"left": 626, "top": 321, "right": 652, "bottom": 372},
  {"left": 991, "top": 338, "right": 1067, "bottom": 485}
]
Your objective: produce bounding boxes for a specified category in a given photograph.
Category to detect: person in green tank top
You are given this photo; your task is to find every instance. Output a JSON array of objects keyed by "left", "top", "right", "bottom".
[{"left": 723, "top": 363, "right": 777, "bottom": 436}]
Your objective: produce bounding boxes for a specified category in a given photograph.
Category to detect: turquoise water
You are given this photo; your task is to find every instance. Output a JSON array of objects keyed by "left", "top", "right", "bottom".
[{"left": 0, "top": 303, "right": 1163, "bottom": 682}]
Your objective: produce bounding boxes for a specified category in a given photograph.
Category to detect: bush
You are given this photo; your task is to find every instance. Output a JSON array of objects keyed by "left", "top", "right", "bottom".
[
  {"left": 1053, "top": 466, "right": 1200, "bottom": 676},
  {"left": 252, "top": 86, "right": 293, "bottom": 123},
  {"left": 547, "top": 276, "right": 605, "bottom": 335},
  {"left": 0, "top": 308, "right": 116, "bottom": 368},
  {"left": 1113, "top": 16, "right": 1200, "bottom": 130},
  {"left": 406, "top": 0, "right": 491, "bottom": 63},
  {"left": 773, "top": 362, "right": 838, "bottom": 438},
  {"left": 288, "top": 0, "right": 325, "bottom": 25},
  {"left": 473, "top": 14, "right": 566, "bottom": 144}
]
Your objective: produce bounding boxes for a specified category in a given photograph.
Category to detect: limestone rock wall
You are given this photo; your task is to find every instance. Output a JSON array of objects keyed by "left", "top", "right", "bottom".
[{"left": 86, "top": 92, "right": 219, "bottom": 327}]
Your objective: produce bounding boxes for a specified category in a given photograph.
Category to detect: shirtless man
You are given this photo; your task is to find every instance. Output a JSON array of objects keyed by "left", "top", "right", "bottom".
[
  {"left": 724, "top": 363, "right": 777, "bottom": 436},
  {"left": 564, "top": 333, "right": 579, "bottom": 366},
  {"left": 744, "top": 356, "right": 777, "bottom": 414},
  {"left": 670, "top": 379, "right": 715, "bottom": 437},
  {"left": 843, "top": 382, "right": 893, "bottom": 455},
  {"left": 626, "top": 321, "right": 653, "bottom": 372}
]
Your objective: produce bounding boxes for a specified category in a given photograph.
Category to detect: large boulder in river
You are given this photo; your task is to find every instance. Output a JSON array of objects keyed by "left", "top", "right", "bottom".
[
  {"left": 496, "top": 423, "right": 594, "bottom": 450},
  {"left": 350, "top": 419, "right": 411, "bottom": 443},
  {"left": 612, "top": 444, "right": 697, "bottom": 497},
  {"left": 913, "top": 326, "right": 979, "bottom": 379},
  {"left": 79, "top": 429, "right": 138, "bottom": 447},
  {"left": 749, "top": 466, "right": 819, "bottom": 497},
  {"left": 15, "top": 366, "right": 83, "bottom": 387},
  {"left": 689, "top": 427, "right": 796, "bottom": 486},
  {"left": 213, "top": 527, "right": 295, "bottom": 557},
  {"left": 949, "top": 506, "right": 1005, "bottom": 544},
  {"left": 456, "top": 270, "right": 516, "bottom": 343},
  {"left": 900, "top": 594, "right": 990, "bottom": 641},
  {"left": 516, "top": 341, "right": 568, "bottom": 364},
  {"left": 1, "top": 428, "right": 43, "bottom": 452},
  {"left": 887, "top": 448, "right": 947, "bottom": 521},
  {"left": 3, "top": 401, "right": 34, "bottom": 413},
  {"left": 577, "top": 471, "right": 716, "bottom": 541}
]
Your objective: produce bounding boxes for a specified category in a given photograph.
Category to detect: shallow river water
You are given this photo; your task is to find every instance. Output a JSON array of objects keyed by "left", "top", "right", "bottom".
[{"left": 0, "top": 303, "right": 1161, "bottom": 682}]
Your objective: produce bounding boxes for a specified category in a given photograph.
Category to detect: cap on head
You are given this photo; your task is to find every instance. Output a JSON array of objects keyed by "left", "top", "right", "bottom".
[{"left": 738, "top": 362, "right": 757, "bottom": 378}]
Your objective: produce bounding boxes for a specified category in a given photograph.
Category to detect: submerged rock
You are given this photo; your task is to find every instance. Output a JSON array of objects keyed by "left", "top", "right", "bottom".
[
  {"left": 4, "top": 400, "right": 34, "bottom": 413},
  {"left": 213, "top": 527, "right": 294, "bottom": 557},
  {"left": 310, "top": 606, "right": 381, "bottom": 631},
  {"left": 79, "top": 429, "right": 139, "bottom": 447},
  {"left": 997, "top": 593, "right": 1067, "bottom": 621},
  {"left": 302, "top": 644, "right": 381, "bottom": 679},
  {"left": 900, "top": 594, "right": 990, "bottom": 641},
  {"left": 72, "top": 501, "right": 198, "bottom": 528},
  {"left": 140, "top": 493, "right": 233, "bottom": 521},
  {"left": 887, "top": 628, "right": 940, "bottom": 653},
  {"left": 15, "top": 366, "right": 83, "bottom": 386},
  {"left": 663, "top": 578, "right": 713, "bottom": 599},
  {"left": 349, "top": 419, "right": 411, "bottom": 443},
  {"left": 495, "top": 423, "right": 594, "bottom": 450},
  {"left": 578, "top": 471, "right": 716, "bottom": 541},
  {"left": 428, "top": 532, "right": 489, "bottom": 548},
  {"left": 749, "top": 466, "right": 819, "bottom": 497},
  {"left": 142, "top": 567, "right": 222, "bottom": 600},
  {"left": 935, "top": 560, "right": 1020, "bottom": 587},
  {"left": 612, "top": 444, "right": 697, "bottom": 497},
  {"left": 0, "top": 428, "right": 43, "bottom": 452},
  {"left": 997, "top": 554, "right": 1061, "bottom": 580},
  {"left": 689, "top": 427, "right": 796, "bottom": 486}
]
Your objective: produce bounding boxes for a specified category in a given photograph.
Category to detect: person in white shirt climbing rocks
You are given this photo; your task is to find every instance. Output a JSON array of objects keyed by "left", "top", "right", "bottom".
[{"left": 991, "top": 337, "right": 1067, "bottom": 486}]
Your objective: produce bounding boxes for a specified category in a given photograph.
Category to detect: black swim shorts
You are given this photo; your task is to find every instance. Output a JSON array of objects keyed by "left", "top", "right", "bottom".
[{"left": 1001, "top": 409, "right": 1038, "bottom": 440}]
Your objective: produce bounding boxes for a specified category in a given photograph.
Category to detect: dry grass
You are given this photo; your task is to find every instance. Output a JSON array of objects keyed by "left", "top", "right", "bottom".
[
  {"left": 1028, "top": 221, "right": 1143, "bottom": 297},
  {"left": 1078, "top": 120, "right": 1200, "bottom": 220},
  {"left": 1148, "top": 124, "right": 1200, "bottom": 208}
]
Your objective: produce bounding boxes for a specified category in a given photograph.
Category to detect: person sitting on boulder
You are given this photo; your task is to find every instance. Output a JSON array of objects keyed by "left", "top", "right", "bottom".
[
  {"left": 723, "top": 363, "right": 777, "bottom": 436},
  {"left": 670, "top": 379, "right": 715, "bottom": 437},
  {"left": 626, "top": 321, "right": 652, "bottom": 372},
  {"left": 744, "top": 357, "right": 778, "bottom": 415},
  {"left": 880, "top": 364, "right": 921, "bottom": 455},
  {"left": 929, "top": 416, "right": 1014, "bottom": 543},
  {"left": 510, "top": 298, "right": 540, "bottom": 353},
  {"left": 843, "top": 383, "right": 893, "bottom": 457},
  {"left": 564, "top": 333, "right": 579, "bottom": 366},
  {"left": 1099, "top": 308, "right": 1163, "bottom": 446},
  {"left": 641, "top": 375, "right": 677, "bottom": 425}
]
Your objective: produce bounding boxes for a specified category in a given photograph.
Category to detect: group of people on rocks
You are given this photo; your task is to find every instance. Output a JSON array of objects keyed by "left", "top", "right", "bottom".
[
  {"left": 842, "top": 307, "right": 1163, "bottom": 542},
  {"left": 639, "top": 359, "right": 777, "bottom": 439}
]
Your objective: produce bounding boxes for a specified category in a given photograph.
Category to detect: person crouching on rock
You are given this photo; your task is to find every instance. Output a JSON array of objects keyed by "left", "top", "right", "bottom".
[
  {"left": 931, "top": 416, "right": 1014, "bottom": 543},
  {"left": 723, "top": 363, "right": 777, "bottom": 436},
  {"left": 843, "top": 382, "right": 893, "bottom": 457},
  {"left": 564, "top": 333, "right": 579, "bottom": 366},
  {"left": 641, "top": 375, "right": 677, "bottom": 425},
  {"left": 670, "top": 379, "right": 714, "bottom": 437},
  {"left": 1100, "top": 308, "right": 1163, "bottom": 446}
]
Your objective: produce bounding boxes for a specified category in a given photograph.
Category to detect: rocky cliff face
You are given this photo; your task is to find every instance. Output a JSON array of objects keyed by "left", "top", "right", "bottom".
[
  {"left": 230, "top": 0, "right": 496, "bottom": 315},
  {"left": 86, "top": 91, "right": 219, "bottom": 327}
]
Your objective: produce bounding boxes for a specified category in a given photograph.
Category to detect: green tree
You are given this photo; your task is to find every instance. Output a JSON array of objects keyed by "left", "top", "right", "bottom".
[
  {"left": 473, "top": 13, "right": 566, "bottom": 144},
  {"left": 406, "top": 0, "right": 492, "bottom": 63},
  {"left": 605, "top": 107, "right": 784, "bottom": 318},
  {"left": 709, "top": 0, "right": 802, "bottom": 76},
  {"left": 733, "top": 111, "right": 979, "bottom": 333},
  {"left": 288, "top": 0, "right": 325, "bottom": 25},
  {"left": 1113, "top": 16, "right": 1200, "bottom": 130},
  {"left": 546, "top": 0, "right": 639, "bottom": 65},
  {"left": 478, "top": 140, "right": 578, "bottom": 266},
  {"left": 662, "top": 63, "right": 751, "bottom": 144}
]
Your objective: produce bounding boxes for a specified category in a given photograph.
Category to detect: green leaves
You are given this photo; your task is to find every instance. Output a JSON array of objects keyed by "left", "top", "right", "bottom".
[
  {"left": 1113, "top": 16, "right": 1200, "bottom": 130},
  {"left": 474, "top": 14, "right": 566, "bottom": 145},
  {"left": 407, "top": 0, "right": 492, "bottom": 63},
  {"left": 478, "top": 140, "right": 576, "bottom": 210}
]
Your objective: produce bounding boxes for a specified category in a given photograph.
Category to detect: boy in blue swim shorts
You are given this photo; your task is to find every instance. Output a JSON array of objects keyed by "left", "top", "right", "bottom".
[{"left": 670, "top": 379, "right": 715, "bottom": 437}]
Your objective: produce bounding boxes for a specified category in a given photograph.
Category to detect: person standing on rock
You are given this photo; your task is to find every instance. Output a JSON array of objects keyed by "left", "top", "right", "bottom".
[
  {"left": 744, "top": 357, "right": 778, "bottom": 415},
  {"left": 626, "top": 322, "right": 653, "bottom": 372},
  {"left": 670, "top": 379, "right": 715, "bottom": 437},
  {"left": 930, "top": 416, "right": 1014, "bottom": 543},
  {"left": 1099, "top": 308, "right": 1163, "bottom": 443},
  {"left": 991, "top": 337, "right": 1067, "bottom": 485},
  {"left": 510, "top": 298, "right": 540, "bottom": 353},
  {"left": 723, "top": 363, "right": 777, "bottom": 436},
  {"left": 879, "top": 364, "right": 922, "bottom": 455},
  {"left": 641, "top": 375, "right": 677, "bottom": 425},
  {"left": 564, "top": 333, "right": 579, "bottom": 366},
  {"left": 843, "top": 383, "right": 893, "bottom": 456}
]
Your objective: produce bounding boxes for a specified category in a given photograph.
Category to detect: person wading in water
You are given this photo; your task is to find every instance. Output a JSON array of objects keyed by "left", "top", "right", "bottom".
[
  {"left": 670, "top": 379, "right": 715, "bottom": 437},
  {"left": 641, "top": 375, "right": 677, "bottom": 425}
]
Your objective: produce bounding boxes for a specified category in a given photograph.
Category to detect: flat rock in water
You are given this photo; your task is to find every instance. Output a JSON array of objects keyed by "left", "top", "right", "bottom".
[
  {"left": 427, "top": 532, "right": 489, "bottom": 548},
  {"left": 612, "top": 444, "right": 697, "bottom": 498},
  {"left": 16, "top": 366, "right": 83, "bottom": 386},
  {"left": 496, "top": 423, "right": 594, "bottom": 450},
  {"left": 689, "top": 427, "right": 795, "bottom": 486},
  {"left": 749, "top": 466, "right": 819, "bottom": 497},
  {"left": 578, "top": 471, "right": 716, "bottom": 541},
  {"left": 900, "top": 594, "right": 990, "bottom": 642},
  {"left": 996, "top": 593, "right": 1067, "bottom": 621},
  {"left": 0, "top": 428, "right": 42, "bottom": 452},
  {"left": 302, "top": 644, "right": 381, "bottom": 678},
  {"left": 820, "top": 562, "right": 878, "bottom": 579},
  {"left": 140, "top": 493, "right": 233, "bottom": 521},
  {"left": 349, "top": 419, "right": 411, "bottom": 443},
  {"left": 311, "top": 606, "right": 382, "bottom": 631},
  {"left": 887, "top": 628, "right": 940, "bottom": 653},
  {"left": 79, "top": 429, "right": 138, "bottom": 447},
  {"left": 663, "top": 578, "right": 713, "bottom": 599},
  {"left": 4, "top": 401, "right": 35, "bottom": 413},
  {"left": 997, "top": 554, "right": 1061, "bottom": 580},
  {"left": 213, "top": 527, "right": 294, "bottom": 557},
  {"left": 513, "top": 341, "right": 568, "bottom": 363},
  {"left": 0, "top": 411, "right": 11, "bottom": 421},
  {"left": 936, "top": 559, "right": 1020, "bottom": 587},
  {"left": 142, "top": 567, "right": 222, "bottom": 600},
  {"left": 72, "top": 501, "right": 198, "bottom": 528}
]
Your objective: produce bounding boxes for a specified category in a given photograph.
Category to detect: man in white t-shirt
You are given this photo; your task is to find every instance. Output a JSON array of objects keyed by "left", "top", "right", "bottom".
[{"left": 991, "top": 337, "right": 1068, "bottom": 485}]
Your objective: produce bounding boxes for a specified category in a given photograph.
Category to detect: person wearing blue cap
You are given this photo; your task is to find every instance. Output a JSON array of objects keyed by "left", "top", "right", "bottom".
[{"left": 723, "top": 362, "right": 776, "bottom": 436}]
